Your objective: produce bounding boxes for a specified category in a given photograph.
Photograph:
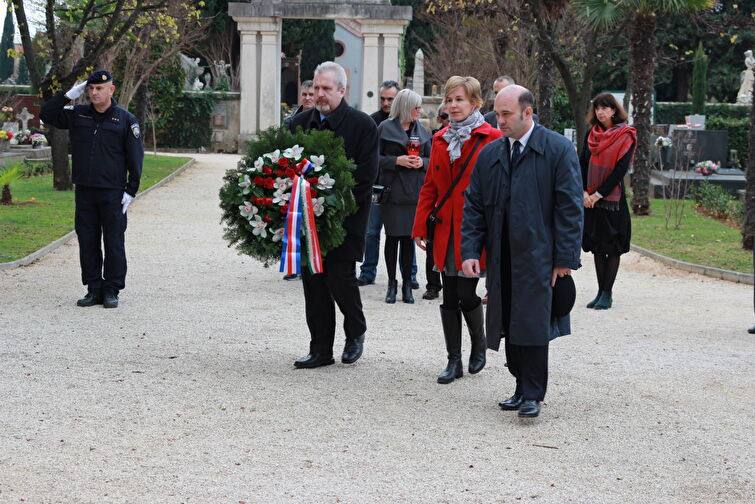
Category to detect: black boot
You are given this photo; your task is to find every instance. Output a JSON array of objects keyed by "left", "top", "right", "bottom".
[
  {"left": 385, "top": 280, "right": 397, "bottom": 304},
  {"left": 401, "top": 280, "right": 414, "bottom": 304},
  {"left": 437, "top": 306, "right": 463, "bottom": 384},
  {"left": 462, "top": 302, "right": 486, "bottom": 374}
]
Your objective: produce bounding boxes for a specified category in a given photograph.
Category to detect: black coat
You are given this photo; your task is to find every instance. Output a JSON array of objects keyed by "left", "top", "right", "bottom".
[
  {"left": 461, "top": 124, "right": 583, "bottom": 348},
  {"left": 290, "top": 99, "right": 379, "bottom": 262},
  {"left": 40, "top": 91, "right": 143, "bottom": 196},
  {"left": 377, "top": 118, "right": 431, "bottom": 205}
]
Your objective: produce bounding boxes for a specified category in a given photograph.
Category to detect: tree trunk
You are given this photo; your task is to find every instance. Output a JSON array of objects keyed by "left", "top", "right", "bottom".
[
  {"left": 134, "top": 81, "right": 148, "bottom": 129},
  {"left": 536, "top": 39, "right": 554, "bottom": 130},
  {"left": 743, "top": 99, "right": 755, "bottom": 250},
  {"left": 1, "top": 184, "right": 10, "bottom": 204},
  {"left": 628, "top": 13, "right": 656, "bottom": 216},
  {"left": 49, "top": 126, "right": 72, "bottom": 191}
]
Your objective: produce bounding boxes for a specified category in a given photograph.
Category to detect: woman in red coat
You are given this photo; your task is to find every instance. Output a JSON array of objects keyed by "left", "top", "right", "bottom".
[{"left": 412, "top": 76, "right": 502, "bottom": 384}]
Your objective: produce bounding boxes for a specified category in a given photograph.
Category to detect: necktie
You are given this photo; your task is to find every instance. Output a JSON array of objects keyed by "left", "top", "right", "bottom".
[
  {"left": 320, "top": 117, "right": 329, "bottom": 130},
  {"left": 511, "top": 140, "right": 521, "bottom": 165}
]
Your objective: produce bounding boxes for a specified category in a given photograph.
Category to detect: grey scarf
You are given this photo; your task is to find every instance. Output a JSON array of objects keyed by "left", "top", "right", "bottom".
[{"left": 442, "top": 109, "right": 485, "bottom": 163}]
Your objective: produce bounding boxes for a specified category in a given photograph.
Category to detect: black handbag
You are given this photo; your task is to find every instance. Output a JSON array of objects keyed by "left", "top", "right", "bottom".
[{"left": 425, "top": 136, "right": 484, "bottom": 244}]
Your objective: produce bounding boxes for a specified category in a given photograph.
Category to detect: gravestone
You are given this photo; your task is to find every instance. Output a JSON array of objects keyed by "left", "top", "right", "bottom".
[
  {"left": 11, "top": 95, "right": 41, "bottom": 129},
  {"left": 16, "top": 107, "right": 34, "bottom": 131},
  {"left": 661, "top": 129, "right": 728, "bottom": 170},
  {"left": 412, "top": 49, "right": 424, "bottom": 96}
]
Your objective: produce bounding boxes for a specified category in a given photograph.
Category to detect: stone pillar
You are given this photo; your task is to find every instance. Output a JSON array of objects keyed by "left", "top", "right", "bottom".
[
  {"left": 382, "top": 33, "right": 402, "bottom": 84},
  {"left": 232, "top": 16, "right": 281, "bottom": 143},
  {"left": 361, "top": 33, "right": 380, "bottom": 115},
  {"left": 238, "top": 29, "right": 259, "bottom": 138},
  {"left": 412, "top": 49, "right": 424, "bottom": 96},
  {"left": 259, "top": 28, "right": 281, "bottom": 130}
]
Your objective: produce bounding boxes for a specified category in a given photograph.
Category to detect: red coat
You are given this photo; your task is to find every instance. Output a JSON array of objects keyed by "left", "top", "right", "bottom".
[{"left": 412, "top": 122, "right": 502, "bottom": 271}]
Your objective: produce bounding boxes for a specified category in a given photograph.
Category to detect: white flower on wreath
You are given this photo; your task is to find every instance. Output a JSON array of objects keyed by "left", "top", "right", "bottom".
[
  {"left": 252, "top": 157, "right": 264, "bottom": 172},
  {"left": 317, "top": 173, "right": 335, "bottom": 190},
  {"left": 311, "top": 196, "right": 325, "bottom": 217},
  {"left": 238, "top": 174, "right": 252, "bottom": 194},
  {"left": 311, "top": 154, "right": 325, "bottom": 171},
  {"left": 274, "top": 176, "right": 292, "bottom": 191},
  {"left": 284, "top": 145, "right": 304, "bottom": 160},
  {"left": 239, "top": 201, "right": 258, "bottom": 220},
  {"left": 272, "top": 227, "right": 285, "bottom": 242},
  {"left": 251, "top": 215, "right": 268, "bottom": 238},
  {"left": 265, "top": 149, "right": 281, "bottom": 163},
  {"left": 272, "top": 188, "right": 291, "bottom": 206}
]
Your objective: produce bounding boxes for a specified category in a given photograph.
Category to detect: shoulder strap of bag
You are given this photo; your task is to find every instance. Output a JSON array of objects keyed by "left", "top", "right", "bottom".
[{"left": 431, "top": 135, "right": 485, "bottom": 218}]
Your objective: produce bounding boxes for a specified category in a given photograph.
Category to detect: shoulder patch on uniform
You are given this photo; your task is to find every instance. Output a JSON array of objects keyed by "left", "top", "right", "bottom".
[
  {"left": 131, "top": 123, "right": 140, "bottom": 139},
  {"left": 64, "top": 105, "right": 74, "bottom": 110}
]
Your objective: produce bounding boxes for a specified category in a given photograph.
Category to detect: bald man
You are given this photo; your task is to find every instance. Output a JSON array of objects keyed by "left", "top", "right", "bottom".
[{"left": 461, "top": 85, "right": 583, "bottom": 418}]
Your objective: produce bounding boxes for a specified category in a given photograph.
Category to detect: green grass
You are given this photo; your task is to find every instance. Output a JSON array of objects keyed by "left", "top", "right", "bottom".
[
  {"left": 0, "top": 156, "right": 190, "bottom": 263},
  {"left": 632, "top": 199, "right": 752, "bottom": 273}
]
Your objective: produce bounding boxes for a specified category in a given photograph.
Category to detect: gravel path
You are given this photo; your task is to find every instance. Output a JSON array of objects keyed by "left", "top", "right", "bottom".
[{"left": 1, "top": 153, "right": 753, "bottom": 503}]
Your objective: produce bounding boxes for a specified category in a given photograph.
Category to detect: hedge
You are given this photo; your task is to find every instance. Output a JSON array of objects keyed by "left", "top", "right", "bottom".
[{"left": 656, "top": 102, "right": 750, "bottom": 124}]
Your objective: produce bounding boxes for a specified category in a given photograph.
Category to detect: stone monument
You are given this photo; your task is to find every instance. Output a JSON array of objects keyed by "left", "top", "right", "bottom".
[
  {"left": 412, "top": 49, "right": 424, "bottom": 96},
  {"left": 736, "top": 49, "right": 754, "bottom": 105}
]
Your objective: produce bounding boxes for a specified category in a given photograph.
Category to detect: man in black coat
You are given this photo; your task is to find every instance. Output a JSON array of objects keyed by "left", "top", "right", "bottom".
[
  {"left": 461, "top": 85, "right": 583, "bottom": 418},
  {"left": 289, "top": 61, "right": 379, "bottom": 368},
  {"left": 40, "top": 70, "right": 143, "bottom": 309}
]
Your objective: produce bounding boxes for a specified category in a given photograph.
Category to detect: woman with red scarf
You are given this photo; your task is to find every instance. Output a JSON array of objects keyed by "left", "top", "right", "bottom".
[{"left": 581, "top": 93, "right": 636, "bottom": 310}]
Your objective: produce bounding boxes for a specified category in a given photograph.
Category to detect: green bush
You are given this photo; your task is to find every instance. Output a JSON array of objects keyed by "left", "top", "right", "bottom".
[
  {"left": 705, "top": 115, "right": 749, "bottom": 168},
  {"left": 656, "top": 102, "right": 750, "bottom": 125},
  {"left": 22, "top": 159, "right": 53, "bottom": 177},
  {"left": 726, "top": 199, "right": 745, "bottom": 226},
  {"left": 156, "top": 92, "right": 217, "bottom": 149},
  {"left": 689, "top": 180, "right": 734, "bottom": 218}
]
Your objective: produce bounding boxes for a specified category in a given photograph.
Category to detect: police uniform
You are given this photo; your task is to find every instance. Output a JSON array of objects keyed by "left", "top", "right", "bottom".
[{"left": 40, "top": 70, "right": 144, "bottom": 304}]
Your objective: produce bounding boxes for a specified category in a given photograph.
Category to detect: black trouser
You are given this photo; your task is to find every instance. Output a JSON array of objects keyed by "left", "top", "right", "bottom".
[
  {"left": 501, "top": 215, "right": 548, "bottom": 401},
  {"left": 384, "top": 235, "right": 413, "bottom": 283},
  {"left": 75, "top": 186, "right": 127, "bottom": 294},
  {"left": 425, "top": 241, "right": 442, "bottom": 291},
  {"left": 301, "top": 254, "right": 367, "bottom": 355}
]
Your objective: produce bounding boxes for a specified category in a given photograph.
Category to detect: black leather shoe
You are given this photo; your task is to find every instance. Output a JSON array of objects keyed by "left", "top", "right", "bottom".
[
  {"left": 282, "top": 274, "right": 299, "bottom": 281},
  {"left": 518, "top": 400, "right": 540, "bottom": 418},
  {"left": 103, "top": 292, "right": 119, "bottom": 309},
  {"left": 422, "top": 288, "right": 440, "bottom": 300},
  {"left": 748, "top": 325, "right": 755, "bottom": 334},
  {"left": 357, "top": 275, "right": 375, "bottom": 286},
  {"left": 294, "top": 353, "right": 335, "bottom": 369},
  {"left": 341, "top": 334, "right": 365, "bottom": 364},
  {"left": 498, "top": 394, "right": 523, "bottom": 410},
  {"left": 76, "top": 291, "right": 103, "bottom": 307},
  {"left": 411, "top": 279, "right": 419, "bottom": 289}
]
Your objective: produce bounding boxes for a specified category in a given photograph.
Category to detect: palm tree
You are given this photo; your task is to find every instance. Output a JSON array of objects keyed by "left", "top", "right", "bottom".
[
  {"left": 576, "top": 0, "right": 713, "bottom": 215},
  {"left": 0, "top": 164, "right": 22, "bottom": 205}
]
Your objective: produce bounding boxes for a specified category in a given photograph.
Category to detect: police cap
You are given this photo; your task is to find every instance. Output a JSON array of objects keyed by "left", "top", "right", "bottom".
[{"left": 87, "top": 70, "right": 113, "bottom": 85}]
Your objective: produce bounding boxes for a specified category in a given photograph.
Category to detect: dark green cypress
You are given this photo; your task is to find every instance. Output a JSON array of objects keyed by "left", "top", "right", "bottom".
[
  {"left": 16, "top": 52, "right": 28, "bottom": 84},
  {"left": 691, "top": 41, "right": 708, "bottom": 115},
  {"left": 0, "top": 3, "right": 14, "bottom": 82}
]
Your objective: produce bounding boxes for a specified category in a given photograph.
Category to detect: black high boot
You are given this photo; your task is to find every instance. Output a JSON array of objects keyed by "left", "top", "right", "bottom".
[
  {"left": 385, "top": 280, "right": 398, "bottom": 304},
  {"left": 437, "top": 306, "right": 463, "bottom": 384},
  {"left": 401, "top": 280, "right": 414, "bottom": 304},
  {"left": 462, "top": 302, "right": 486, "bottom": 374}
]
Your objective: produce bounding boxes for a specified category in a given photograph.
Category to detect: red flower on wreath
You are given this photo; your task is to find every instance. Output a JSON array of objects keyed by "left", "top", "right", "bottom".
[
  {"left": 309, "top": 177, "right": 319, "bottom": 185},
  {"left": 263, "top": 215, "right": 271, "bottom": 223},
  {"left": 285, "top": 168, "right": 295, "bottom": 179},
  {"left": 264, "top": 178, "right": 275, "bottom": 189},
  {"left": 264, "top": 197, "right": 274, "bottom": 206},
  {"left": 276, "top": 169, "right": 285, "bottom": 177},
  {"left": 277, "top": 157, "right": 290, "bottom": 168},
  {"left": 263, "top": 166, "right": 273, "bottom": 175},
  {"left": 254, "top": 176, "right": 264, "bottom": 186},
  {"left": 310, "top": 188, "right": 317, "bottom": 198}
]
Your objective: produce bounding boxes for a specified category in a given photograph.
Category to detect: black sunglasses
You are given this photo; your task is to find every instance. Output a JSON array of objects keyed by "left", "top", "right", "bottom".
[{"left": 438, "top": 113, "right": 449, "bottom": 120}]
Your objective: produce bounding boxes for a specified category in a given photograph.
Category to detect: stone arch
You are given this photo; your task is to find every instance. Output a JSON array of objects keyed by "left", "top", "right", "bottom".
[{"left": 229, "top": 1, "right": 411, "bottom": 143}]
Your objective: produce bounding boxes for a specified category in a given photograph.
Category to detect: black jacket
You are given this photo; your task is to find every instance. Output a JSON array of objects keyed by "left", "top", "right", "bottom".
[
  {"left": 40, "top": 92, "right": 144, "bottom": 196},
  {"left": 370, "top": 109, "right": 390, "bottom": 127},
  {"left": 377, "top": 118, "right": 431, "bottom": 205},
  {"left": 290, "top": 99, "right": 379, "bottom": 261}
]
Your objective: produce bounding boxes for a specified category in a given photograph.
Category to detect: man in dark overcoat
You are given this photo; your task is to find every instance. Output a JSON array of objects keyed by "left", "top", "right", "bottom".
[
  {"left": 289, "top": 61, "right": 379, "bottom": 368},
  {"left": 461, "top": 85, "right": 583, "bottom": 418}
]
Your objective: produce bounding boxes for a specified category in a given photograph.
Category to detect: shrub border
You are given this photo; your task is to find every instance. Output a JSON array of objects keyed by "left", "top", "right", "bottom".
[
  {"left": 630, "top": 243, "right": 753, "bottom": 285},
  {"left": 0, "top": 157, "right": 195, "bottom": 271}
]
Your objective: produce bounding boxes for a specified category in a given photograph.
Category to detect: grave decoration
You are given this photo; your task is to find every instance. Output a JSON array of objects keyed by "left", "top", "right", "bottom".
[{"left": 219, "top": 126, "right": 357, "bottom": 273}]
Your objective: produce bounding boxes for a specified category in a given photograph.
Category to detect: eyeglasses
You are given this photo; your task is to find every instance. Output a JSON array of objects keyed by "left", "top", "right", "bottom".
[
  {"left": 414, "top": 106, "right": 423, "bottom": 110},
  {"left": 438, "top": 113, "right": 449, "bottom": 120}
]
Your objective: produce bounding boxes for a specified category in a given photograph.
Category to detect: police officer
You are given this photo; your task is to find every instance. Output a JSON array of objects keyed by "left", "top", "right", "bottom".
[{"left": 40, "top": 70, "right": 144, "bottom": 308}]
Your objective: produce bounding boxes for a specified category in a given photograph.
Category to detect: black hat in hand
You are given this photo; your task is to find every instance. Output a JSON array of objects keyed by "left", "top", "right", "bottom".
[{"left": 552, "top": 274, "right": 576, "bottom": 318}]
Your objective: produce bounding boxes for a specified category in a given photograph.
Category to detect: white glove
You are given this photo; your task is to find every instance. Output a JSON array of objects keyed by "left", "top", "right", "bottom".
[
  {"left": 121, "top": 192, "right": 133, "bottom": 214},
  {"left": 65, "top": 81, "right": 88, "bottom": 100}
]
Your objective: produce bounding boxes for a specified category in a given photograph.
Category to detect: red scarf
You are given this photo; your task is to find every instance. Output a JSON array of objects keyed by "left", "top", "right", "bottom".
[{"left": 587, "top": 123, "right": 636, "bottom": 207}]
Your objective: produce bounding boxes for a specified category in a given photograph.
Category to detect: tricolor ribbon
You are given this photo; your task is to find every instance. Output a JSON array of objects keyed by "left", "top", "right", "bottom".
[{"left": 279, "top": 159, "right": 324, "bottom": 275}]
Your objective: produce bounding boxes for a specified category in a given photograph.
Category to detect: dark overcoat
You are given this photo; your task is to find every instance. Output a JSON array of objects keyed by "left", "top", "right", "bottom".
[
  {"left": 290, "top": 99, "right": 379, "bottom": 262},
  {"left": 461, "top": 124, "right": 583, "bottom": 349},
  {"left": 377, "top": 118, "right": 431, "bottom": 236}
]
